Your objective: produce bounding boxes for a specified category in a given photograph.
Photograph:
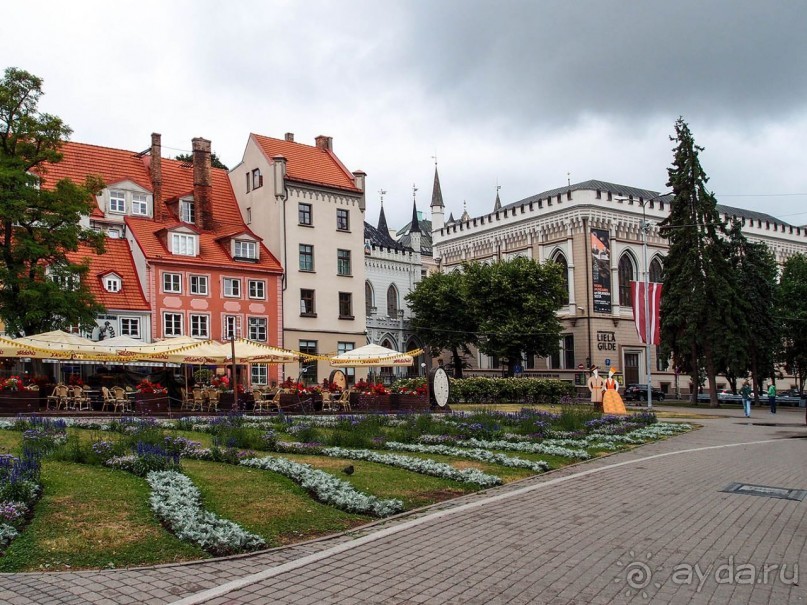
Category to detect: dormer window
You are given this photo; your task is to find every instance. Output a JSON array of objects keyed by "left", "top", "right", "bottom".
[
  {"left": 171, "top": 232, "right": 197, "bottom": 256},
  {"left": 109, "top": 190, "right": 126, "bottom": 213},
  {"left": 234, "top": 239, "right": 257, "bottom": 260},
  {"left": 180, "top": 199, "right": 195, "bottom": 224},
  {"left": 132, "top": 193, "right": 149, "bottom": 216},
  {"left": 103, "top": 274, "right": 122, "bottom": 292}
]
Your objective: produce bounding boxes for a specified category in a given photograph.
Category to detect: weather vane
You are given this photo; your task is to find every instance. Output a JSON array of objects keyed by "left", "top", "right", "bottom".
[
  {"left": 379, "top": 189, "right": 386, "bottom": 205},
  {"left": 431, "top": 153, "right": 438, "bottom": 167},
  {"left": 412, "top": 183, "right": 418, "bottom": 201}
]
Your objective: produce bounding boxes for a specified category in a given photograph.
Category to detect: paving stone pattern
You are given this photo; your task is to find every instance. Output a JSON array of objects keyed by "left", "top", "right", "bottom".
[{"left": 1, "top": 408, "right": 805, "bottom": 604}]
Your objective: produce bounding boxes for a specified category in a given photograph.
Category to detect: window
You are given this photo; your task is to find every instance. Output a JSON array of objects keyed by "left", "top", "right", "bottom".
[
  {"left": 387, "top": 284, "right": 399, "bottom": 317},
  {"left": 300, "top": 289, "right": 316, "bottom": 316},
  {"left": 299, "top": 340, "right": 318, "bottom": 384},
  {"left": 649, "top": 258, "right": 663, "bottom": 283},
  {"left": 551, "top": 252, "right": 570, "bottom": 305},
  {"left": 251, "top": 168, "right": 262, "bottom": 189},
  {"left": 120, "top": 318, "right": 140, "bottom": 338},
  {"left": 50, "top": 269, "right": 79, "bottom": 290},
  {"left": 234, "top": 240, "right": 257, "bottom": 259},
  {"left": 338, "top": 341, "right": 355, "bottom": 383},
  {"left": 224, "top": 278, "right": 241, "bottom": 298},
  {"left": 248, "top": 280, "right": 265, "bottom": 299},
  {"left": 107, "top": 228, "right": 121, "bottom": 238},
  {"left": 190, "top": 314, "right": 209, "bottom": 338},
  {"left": 189, "top": 275, "right": 208, "bottom": 295},
  {"left": 299, "top": 203, "right": 312, "bottom": 226},
  {"left": 109, "top": 190, "right": 125, "bottom": 213},
  {"left": 550, "top": 334, "right": 575, "bottom": 369},
  {"left": 104, "top": 275, "right": 121, "bottom": 292},
  {"left": 164, "top": 313, "right": 183, "bottom": 336},
  {"left": 251, "top": 364, "right": 268, "bottom": 385},
  {"left": 223, "top": 315, "right": 241, "bottom": 339},
  {"left": 337, "top": 249, "right": 351, "bottom": 276},
  {"left": 180, "top": 200, "right": 195, "bottom": 224},
  {"left": 299, "top": 244, "right": 314, "bottom": 271},
  {"left": 336, "top": 208, "right": 349, "bottom": 231},
  {"left": 171, "top": 233, "right": 196, "bottom": 256},
  {"left": 163, "top": 273, "right": 181, "bottom": 293},
  {"left": 246, "top": 207, "right": 252, "bottom": 224},
  {"left": 656, "top": 345, "right": 669, "bottom": 372},
  {"left": 245, "top": 172, "right": 251, "bottom": 193},
  {"left": 618, "top": 253, "right": 636, "bottom": 307},
  {"left": 365, "top": 281, "right": 374, "bottom": 317},
  {"left": 132, "top": 193, "right": 148, "bottom": 216},
  {"left": 248, "top": 317, "right": 267, "bottom": 341},
  {"left": 339, "top": 292, "right": 353, "bottom": 319}
]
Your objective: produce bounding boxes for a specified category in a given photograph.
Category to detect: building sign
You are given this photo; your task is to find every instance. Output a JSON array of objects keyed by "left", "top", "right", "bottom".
[
  {"left": 591, "top": 228, "right": 611, "bottom": 313},
  {"left": 597, "top": 331, "right": 617, "bottom": 351}
]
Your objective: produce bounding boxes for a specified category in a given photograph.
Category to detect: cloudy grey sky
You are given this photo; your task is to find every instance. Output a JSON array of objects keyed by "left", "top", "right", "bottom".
[{"left": 5, "top": 0, "right": 807, "bottom": 229}]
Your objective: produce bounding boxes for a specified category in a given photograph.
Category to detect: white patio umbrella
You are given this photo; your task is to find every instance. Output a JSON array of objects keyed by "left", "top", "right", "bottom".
[{"left": 329, "top": 343, "right": 415, "bottom": 367}]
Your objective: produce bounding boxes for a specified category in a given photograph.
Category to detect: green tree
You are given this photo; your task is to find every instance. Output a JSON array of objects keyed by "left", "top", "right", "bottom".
[
  {"left": 0, "top": 67, "right": 105, "bottom": 337},
  {"left": 463, "top": 257, "right": 566, "bottom": 377},
  {"left": 659, "top": 118, "right": 738, "bottom": 406},
  {"left": 723, "top": 221, "right": 779, "bottom": 402},
  {"left": 779, "top": 253, "right": 807, "bottom": 395},
  {"left": 174, "top": 152, "right": 228, "bottom": 170},
  {"left": 406, "top": 270, "right": 478, "bottom": 378}
]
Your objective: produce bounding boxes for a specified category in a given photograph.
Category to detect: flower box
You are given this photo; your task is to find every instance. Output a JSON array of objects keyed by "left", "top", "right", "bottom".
[
  {"left": 134, "top": 392, "right": 172, "bottom": 414},
  {"left": 0, "top": 389, "right": 43, "bottom": 414}
]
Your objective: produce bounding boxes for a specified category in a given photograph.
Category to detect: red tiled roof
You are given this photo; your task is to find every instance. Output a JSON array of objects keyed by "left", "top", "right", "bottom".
[
  {"left": 126, "top": 216, "right": 282, "bottom": 273},
  {"left": 44, "top": 140, "right": 283, "bottom": 274},
  {"left": 252, "top": 134, "right": 361, "bottom": 193},
  {"left": 38, "top": 141, "right": 153, "bottom": 192},
  {"left": 67, "top": 239, "right": 150, "bottom": 311}
]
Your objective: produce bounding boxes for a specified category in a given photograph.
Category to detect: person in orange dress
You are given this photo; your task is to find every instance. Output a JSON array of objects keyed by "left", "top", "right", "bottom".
[{"left": 601, "top": 367, "right": 627, "bottom": 415}]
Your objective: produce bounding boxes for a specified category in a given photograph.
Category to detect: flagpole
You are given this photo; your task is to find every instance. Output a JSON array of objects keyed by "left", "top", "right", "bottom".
[{"left": 641, "top": 201, "right": 652, "bottom": 409}]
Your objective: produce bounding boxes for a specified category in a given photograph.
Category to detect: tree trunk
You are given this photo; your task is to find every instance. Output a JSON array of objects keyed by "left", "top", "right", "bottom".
[
  {"left": 704, "top": 350, "right": 720, "bottom": 408},
  {"left": 689, "top": 346, "right": 699, "bottom": 404},
  {"left": 451, "top": 348, "right": 464, "bottom": 379}
]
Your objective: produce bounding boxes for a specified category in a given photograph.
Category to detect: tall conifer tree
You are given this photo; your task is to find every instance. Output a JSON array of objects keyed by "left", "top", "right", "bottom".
[{"left": 659, "top": 118, "right": 737, "bottom": 405}]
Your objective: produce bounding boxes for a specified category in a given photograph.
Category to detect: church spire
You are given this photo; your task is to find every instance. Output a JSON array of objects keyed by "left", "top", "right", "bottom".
[
  {"left": 430, "top": 164, "right": 444, "bottom": 209},
  {"left": 493, "top": 184, "right": 502, "bottom": 211},
  {"left": 377, "top": 189, "right": 389, "bottom": 234},
  {"left": 410, "top": 184, "right": 421, "bottom": 233}
]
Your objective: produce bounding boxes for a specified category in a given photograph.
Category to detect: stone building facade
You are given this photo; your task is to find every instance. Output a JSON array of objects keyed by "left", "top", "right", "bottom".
[{"left": 431, "top": 179, "right": 807, "bottom": 396}]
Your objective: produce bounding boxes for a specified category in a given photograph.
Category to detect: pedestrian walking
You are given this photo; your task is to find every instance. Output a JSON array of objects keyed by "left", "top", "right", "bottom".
[
  {"left": 767, "top": 383, "right": 777, "bottom": 414},
  {"left": 740, "top": 381, "right": 752, "bottom": 417}
]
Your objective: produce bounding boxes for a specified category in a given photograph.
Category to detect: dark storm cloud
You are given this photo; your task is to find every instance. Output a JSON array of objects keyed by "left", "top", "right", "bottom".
[{"left": 392, "top": 0, "right": 807, "bottom": 129}]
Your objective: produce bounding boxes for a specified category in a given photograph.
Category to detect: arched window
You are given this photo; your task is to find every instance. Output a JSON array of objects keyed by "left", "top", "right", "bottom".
[
  {"left": 649, "top": 257, "right": 663, "bottom": 283},
  {"left": 618, "top": 253, "right": 636, "bottom": 307},
  {"left": 387, "top": 284, "right": 399, "bottom": 317},
  {"left": 551, "top": 251, "right": 570, "bottom": 304},
  {"left": 365, "top": 282, "right": 374, "bottom": 317}
]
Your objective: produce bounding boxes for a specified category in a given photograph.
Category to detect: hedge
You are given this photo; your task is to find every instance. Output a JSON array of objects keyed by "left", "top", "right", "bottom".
[{"left": 448, "top": 377, "right": 575, "bottom": 404}]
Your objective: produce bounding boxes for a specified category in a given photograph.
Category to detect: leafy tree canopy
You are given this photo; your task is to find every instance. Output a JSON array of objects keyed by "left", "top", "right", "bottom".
[
  {"left": 174, "top": 151, "right": 228, "bottom": 170},
  {"left": 406, "top": 270, "right": 478, "bottom": 378},
  {"left": 0, "top": 67, "right": 105, "bottom": 336},
  {"left": 462, "top": 256, "right": 566, "bottom": 376}
]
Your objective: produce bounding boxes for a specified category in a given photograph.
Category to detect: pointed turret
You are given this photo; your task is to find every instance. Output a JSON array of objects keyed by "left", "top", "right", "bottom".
[
  {"left": 410, "top": 188, "right": 422, "bottom": 253},
  {"left": 493, "top": 189, "right": 502, "bottom": 212},
  {"left": 377, "top": 201, "right": 389, "bottom": 235},
  {"left": 446, "top": 212, "right": 456, "bottom": 226},
  {"left": 460, "top": 201, "right": 470, "bottom": 222},
  {"left": 430, "top": 165, "right": 445, "bottom": 231}
]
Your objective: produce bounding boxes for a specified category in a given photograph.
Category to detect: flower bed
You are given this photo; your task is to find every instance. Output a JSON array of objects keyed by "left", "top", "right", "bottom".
[
  {"left": 147, "top": 470, "right": 265, "bottom": 556},
  {"left": 385, "top": 441, "right": 549, "bottom": 472},
  {"left": 240, "top": 455, "right": 403, "bottom": 517}
]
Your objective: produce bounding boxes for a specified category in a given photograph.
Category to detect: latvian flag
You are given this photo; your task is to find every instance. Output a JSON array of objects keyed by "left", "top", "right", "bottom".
[{"left": 630, "top": 281, "right": 662, "bottom": 345}]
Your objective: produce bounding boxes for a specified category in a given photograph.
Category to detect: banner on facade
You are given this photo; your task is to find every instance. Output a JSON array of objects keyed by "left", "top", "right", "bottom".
[
  {"left": 590, "top": 228, "right": 611, "bottom": 313},
  {"left": 630, "top": 281, "right": 662, "bottom": 344}
]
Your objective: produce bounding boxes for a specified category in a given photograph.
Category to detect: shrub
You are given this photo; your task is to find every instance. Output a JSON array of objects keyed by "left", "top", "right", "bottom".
[{"left": 449, "top": 377, "right": 575, "bottom": 404}]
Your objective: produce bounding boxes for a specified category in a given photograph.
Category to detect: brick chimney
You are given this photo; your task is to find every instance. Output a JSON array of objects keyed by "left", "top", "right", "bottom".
[
  {"left": 150, "top": 133, "right": 163, "bottom": 221},
  {"left": 284, "top": 132, "right": 294, "bottom": 142},
  {"left": 192, "top": 137, "right": 213, "bottom": 230},
  {"left": 314, "top": 135, "right": 333, "bottom": 151}
]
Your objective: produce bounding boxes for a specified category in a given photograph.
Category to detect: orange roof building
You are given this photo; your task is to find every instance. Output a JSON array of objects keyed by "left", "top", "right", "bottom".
[
  {"left": 46, "top": 134, "right": 285, "bottom": 385},
  {"left": 229, "top": 132, "right": 368, "bottom": 384}
]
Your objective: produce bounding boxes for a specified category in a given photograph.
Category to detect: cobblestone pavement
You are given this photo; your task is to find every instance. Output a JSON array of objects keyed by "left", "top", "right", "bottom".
[{"left": 1, "top": 406, "right": 805, "bottom": 604}]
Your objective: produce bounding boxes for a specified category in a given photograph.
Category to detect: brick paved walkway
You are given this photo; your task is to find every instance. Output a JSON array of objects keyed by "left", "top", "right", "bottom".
[{"left": 1, "top": 406, "right": 805, "bottom": 604}]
